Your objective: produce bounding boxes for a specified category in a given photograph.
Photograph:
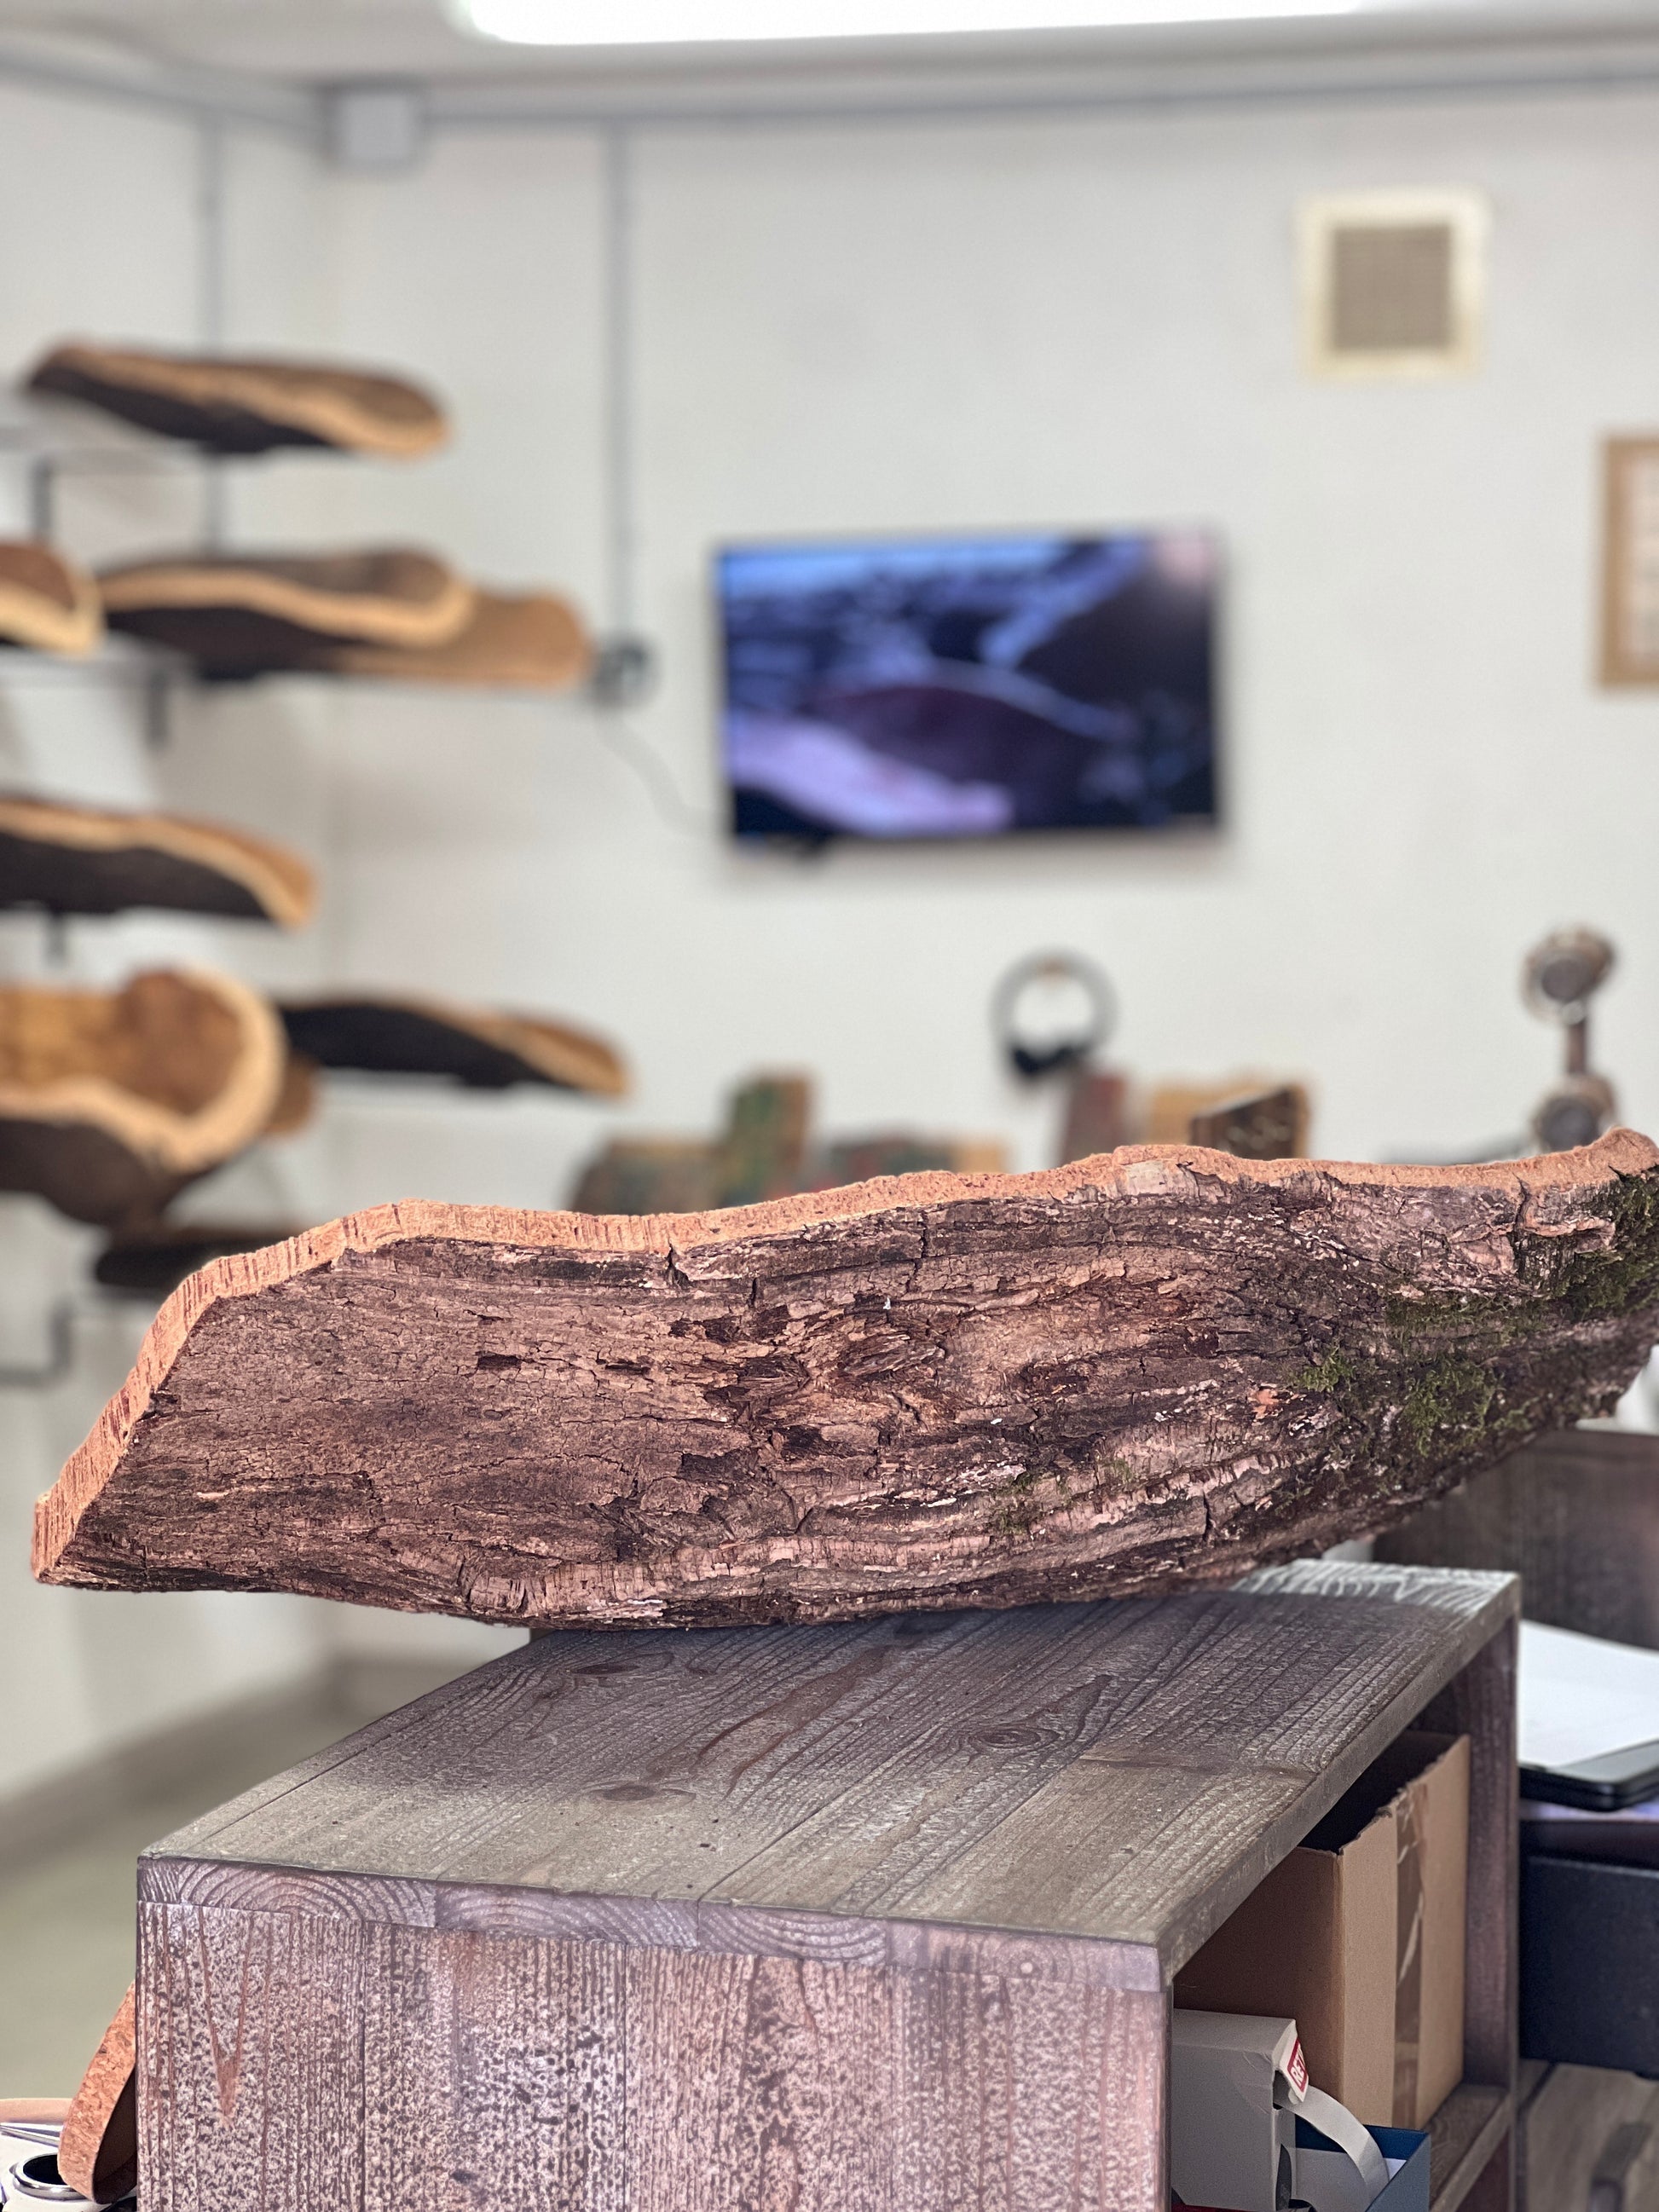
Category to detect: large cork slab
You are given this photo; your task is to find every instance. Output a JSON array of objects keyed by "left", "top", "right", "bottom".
[{"left": 33, "top": 1130, "right": 1659, "bottom": 1627}]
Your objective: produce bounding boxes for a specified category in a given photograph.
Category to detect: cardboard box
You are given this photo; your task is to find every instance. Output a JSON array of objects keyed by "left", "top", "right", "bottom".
[{"left": 1174, "top": 1731, "right": 1469, "bottom": 2128}]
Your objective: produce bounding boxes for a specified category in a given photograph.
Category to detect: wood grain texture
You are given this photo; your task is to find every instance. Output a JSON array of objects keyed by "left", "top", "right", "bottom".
[
  {"left": 1377, "top": 1426, "right": 1659, "bottom": 1649},
  {"left": 137, "top": 1903, "right": 1165, "bottom": 2212},
  {"left": 133, "top": 1563, "right": 1514, "bottom": 2212},
  {"left": 33, "top": 1130, "right": 1659, "bottom": 1626},
  {"left": 1427, "top": 2083, "right": 1512, "bottom": 2212},
  {"left": 1415, "top": 1623, "right": 1517, "bottom": 2094},
  {"left": 1519, "top": 2066, "right": 1659, "bottom": 2212},
  {"left": 140, "top": 1563, "right": 1515, "bottom": 1975},
  {"left": 0, "top": 968, "right": 286, "bottom": 1228},
  {"left": 0, "top": 792, "right": 315, "bottom": 926},
  {"left": 29, "top": 342, "right": 448, "bottom": 458},
  {"left": 59, "top": 1982, "right": 136, "bottom": 2204}
]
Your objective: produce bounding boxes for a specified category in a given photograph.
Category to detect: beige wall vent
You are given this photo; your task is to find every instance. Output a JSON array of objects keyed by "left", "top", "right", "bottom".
[{"left": 1299, "top": 190, "right": 1488, "bottom": 380}]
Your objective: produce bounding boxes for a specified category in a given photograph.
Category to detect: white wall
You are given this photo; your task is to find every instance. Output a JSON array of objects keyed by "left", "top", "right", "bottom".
[
  {"left": 316, "top": 87, "right": 1659, "bottom": 1219},
  {"left": 0, "top": 89, "right": 332, "bottom": 1799},
  {"left": 6, "top": 66, "right": 1659, "bottom": 1798}
]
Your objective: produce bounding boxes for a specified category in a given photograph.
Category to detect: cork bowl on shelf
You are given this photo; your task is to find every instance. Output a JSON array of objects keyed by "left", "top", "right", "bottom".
[{"left": 0, "top": 968, "right": 286, "bottom": 1229}]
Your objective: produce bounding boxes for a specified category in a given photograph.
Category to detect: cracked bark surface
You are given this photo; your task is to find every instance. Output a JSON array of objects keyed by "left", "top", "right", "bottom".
[{"left": 33, "top": 1129, "right": 1659, "bottom": 1628}]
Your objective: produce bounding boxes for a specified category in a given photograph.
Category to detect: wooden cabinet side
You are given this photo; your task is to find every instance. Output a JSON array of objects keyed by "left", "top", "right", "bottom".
[
  {"left": 1415, "top": 1618, "right": 1518, "bottom": 2096},
  {"left": 137, "top": 1887, "right": 1166, "bottom": 2212}
]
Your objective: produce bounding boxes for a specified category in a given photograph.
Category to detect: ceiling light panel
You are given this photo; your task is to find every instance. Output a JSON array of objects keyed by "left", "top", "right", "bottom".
[{"left": 460, "top": 0, "right": 1367, "bottom": 44}]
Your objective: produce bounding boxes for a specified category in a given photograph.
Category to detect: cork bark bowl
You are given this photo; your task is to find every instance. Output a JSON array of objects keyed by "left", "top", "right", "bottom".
[
  {"left": 97, "top": 548, "right": 472, "bottom": 680},
  {"left": 33, "top": 1129, "right": 1659, "bottom": 1627},
  {"left": 57, "top": 1985, "right": 136, "bottom": 2208},
  {"left": 318, "top": 587, "right": 592, "bottom": 690},
  {"left": 279, "top": 993, "right": 627, "bottom": 1095},
  {"left": 28, "top": 342, "right": 448, "bottom": 459},
  {"left": 0, "top": 794, "right": 315, "bottom": 926},
  {"left": 0, "top": 969, "right": 286, "bottom": 1228},
  {"left": 0, "top": 543, "right": 102, "bottom": 656}
]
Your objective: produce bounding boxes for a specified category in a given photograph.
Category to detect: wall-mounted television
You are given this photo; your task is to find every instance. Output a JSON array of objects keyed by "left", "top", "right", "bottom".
[{"left": 717, "top": 528, "right": 1219, "bottom": 843}]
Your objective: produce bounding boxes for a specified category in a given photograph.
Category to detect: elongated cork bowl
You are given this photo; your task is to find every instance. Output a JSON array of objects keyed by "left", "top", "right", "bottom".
[
  {"left": 30, "top": 342, "right": 447, "bottom": 458},
  {"left": 32, "top": 1130, "right": 1659, "bottom": 1627},
  {"left": 0, "top": 793, "right": 315, "bottom": 926}
]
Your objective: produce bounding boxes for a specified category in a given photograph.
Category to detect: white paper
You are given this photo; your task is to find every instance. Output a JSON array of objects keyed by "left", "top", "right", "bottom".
[{"left": 1518, "top": 1620, "right": 1659, "bottom": 1770}]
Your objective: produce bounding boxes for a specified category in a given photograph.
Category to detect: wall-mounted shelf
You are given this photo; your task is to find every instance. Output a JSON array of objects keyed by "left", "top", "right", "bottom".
[{"left": 0, "top": 390, "right": 231, "bottom": 541}]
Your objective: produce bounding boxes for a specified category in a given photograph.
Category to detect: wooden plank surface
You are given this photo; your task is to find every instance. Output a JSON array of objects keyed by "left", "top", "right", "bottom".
[
  {"left": 144, "top": 1562, "right": 1515, "bottom": 1972},
  {"left": 1415, "top": 1621, "right": 1517, "bottom": 2092},
  {"left": 1378, "top": 1426, "right": 1659, "bottom": 1648},
  {"left": 138, "top": 1902, "right": 1167, "bottom": 2212},
  {"left": 1429, "top": 2083, "right": 1512, "bottom": 2212}
]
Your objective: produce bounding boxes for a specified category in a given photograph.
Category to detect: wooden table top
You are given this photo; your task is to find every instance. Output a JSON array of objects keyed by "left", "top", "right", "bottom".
[{"left": 145, "top": 1560, "right": 1515, "bottom": 1979}]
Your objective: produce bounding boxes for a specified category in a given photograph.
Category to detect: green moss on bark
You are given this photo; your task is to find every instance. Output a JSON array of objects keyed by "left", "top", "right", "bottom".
[
  {"left": 1549, "top": 1170, "right": 1659, "bottom": 1319},
  {"left": 1293, "top": 1167, "right": 1659, "bottom": 1479}
]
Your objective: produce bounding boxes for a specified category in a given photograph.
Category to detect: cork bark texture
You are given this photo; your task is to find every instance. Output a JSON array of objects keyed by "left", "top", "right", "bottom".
[
  {"left": 58, "top": 1982, "right": 135, "bottom": 2206},
  {"left": 32, "top": 1130, "right": 1659, "bottom": 1629}
]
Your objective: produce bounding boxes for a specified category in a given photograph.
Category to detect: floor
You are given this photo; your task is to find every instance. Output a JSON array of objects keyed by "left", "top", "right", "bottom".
[{"left": 0, "top": 1660, "right": 466, "bottom": 2095}]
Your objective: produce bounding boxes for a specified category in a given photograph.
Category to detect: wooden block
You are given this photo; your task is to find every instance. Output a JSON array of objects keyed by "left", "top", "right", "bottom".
[
  {"left": 33, "top": 1131, "right": 1656, "bottom": 1626},
  {"left": 568, "top": 1138, "right": 720, "bottom": 1216},
  {"left": 29, "top": 342, "right": 448, "bottom": 458},
  {"left": 132, "top": 1562, "right": 1516, "bottom": 2212},
  {"left": 1188, "top": 1083, "right": 1310, "bottom": 1161},
  {"left": 1057, "top": 1067, "right": 1130, "bottom": 1164},
  {"left": 1147, "top": 1074, "right": 1285, "bottom": 1146},
  {"left": 1521, "top": 2065, "right": 1659, "bottom": 2212},
  {"left": 713, "top": 1071, "right": 812, "bottom": 1204}
]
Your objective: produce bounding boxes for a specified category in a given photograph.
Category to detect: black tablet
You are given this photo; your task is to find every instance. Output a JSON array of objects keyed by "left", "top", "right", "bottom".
[{"left": 1520, "top": 1737, "right": 1659, "bottom": 1813}]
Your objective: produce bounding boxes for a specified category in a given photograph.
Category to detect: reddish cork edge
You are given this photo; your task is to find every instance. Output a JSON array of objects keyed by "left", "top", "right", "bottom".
[
  {"left": 32, "top": 1129, "right": 1659, "bottom": 1588},
  {"left": 57, "top": 1983, "right": 134, "bottom": 2205}
]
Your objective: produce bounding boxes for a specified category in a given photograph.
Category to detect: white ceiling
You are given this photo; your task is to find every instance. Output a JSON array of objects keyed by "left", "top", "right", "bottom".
[{"left": 5, "top": 0, "right": 1659, "bottom": 85}]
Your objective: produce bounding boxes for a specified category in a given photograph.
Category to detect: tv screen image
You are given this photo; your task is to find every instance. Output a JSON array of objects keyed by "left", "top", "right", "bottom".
[{"left": 717, "top": 528, "right": 1218, "bottom": 842}]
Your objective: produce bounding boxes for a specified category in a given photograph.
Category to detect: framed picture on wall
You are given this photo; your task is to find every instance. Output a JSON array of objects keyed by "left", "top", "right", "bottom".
[{"left": 1600, "top": 437, "right": 1659, "bottom": 685}]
